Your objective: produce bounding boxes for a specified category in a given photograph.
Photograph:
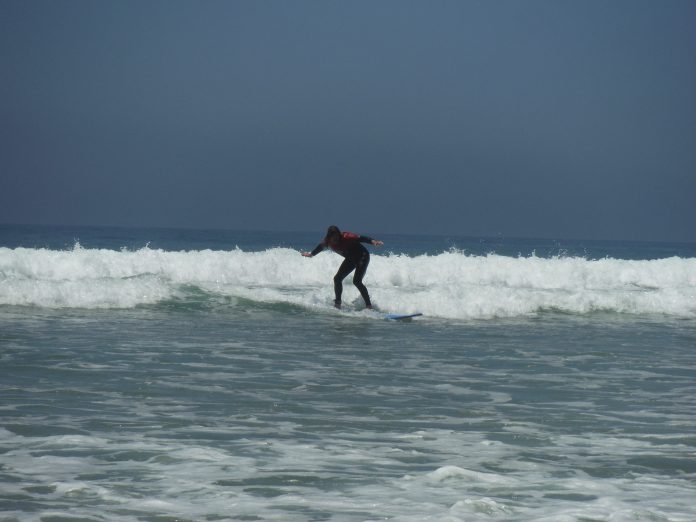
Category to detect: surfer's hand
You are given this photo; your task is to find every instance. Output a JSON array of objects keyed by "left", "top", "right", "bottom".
[
  {"left": 372, "top": 240, "right": 383, "bottom": 247},
  {"left": 301, "top": 252, "right": 312, "bottom": 257}
]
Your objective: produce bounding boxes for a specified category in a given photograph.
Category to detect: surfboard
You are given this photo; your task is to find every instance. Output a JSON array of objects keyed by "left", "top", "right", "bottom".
[{"left": 383, "top": 312, "right": 423, "bottom": 321}]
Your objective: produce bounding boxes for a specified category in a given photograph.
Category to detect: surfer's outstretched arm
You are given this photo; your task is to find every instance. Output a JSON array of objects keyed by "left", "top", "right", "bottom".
[{"left": 302, "top": 242, "right": 326, "bottom": 257}]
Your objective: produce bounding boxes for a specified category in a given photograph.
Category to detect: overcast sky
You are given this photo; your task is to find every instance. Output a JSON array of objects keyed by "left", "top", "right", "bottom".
[{"left": 1, "top": 0, "right": 694, "bottom": 241}]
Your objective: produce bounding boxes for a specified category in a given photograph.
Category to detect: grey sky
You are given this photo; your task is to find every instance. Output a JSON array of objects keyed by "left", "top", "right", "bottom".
[{"left": 1, "top": 0, "right": 694, "bottom": 241}]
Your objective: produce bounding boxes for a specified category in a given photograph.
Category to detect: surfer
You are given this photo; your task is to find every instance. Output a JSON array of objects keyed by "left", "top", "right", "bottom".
[{"left": 302, "top": 225, "right": 383, "bottom": 309}]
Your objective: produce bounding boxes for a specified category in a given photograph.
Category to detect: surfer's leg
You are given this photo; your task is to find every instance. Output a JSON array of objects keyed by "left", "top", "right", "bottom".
[
  {"left": 333, "top": 258, "right": 356, "bottom": 308},
  {"left": 353, "top": 252, "right": 371, "bottom": 308}
]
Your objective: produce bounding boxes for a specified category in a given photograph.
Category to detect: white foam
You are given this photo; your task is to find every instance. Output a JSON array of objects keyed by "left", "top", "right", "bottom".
[
  {"left": 427, "top": 465, "right": 517, "bottom": 485},
  {"left": 1, "top": 245, "right": 695, "bottom": 319},
  {"left": 450, "top": 497, "right": 514, "bottom": 516}
]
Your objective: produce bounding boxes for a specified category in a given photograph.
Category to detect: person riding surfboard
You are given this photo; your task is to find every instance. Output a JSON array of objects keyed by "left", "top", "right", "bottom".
[{"left": 302, "top": 225, "right": 383, "bottom": 309}]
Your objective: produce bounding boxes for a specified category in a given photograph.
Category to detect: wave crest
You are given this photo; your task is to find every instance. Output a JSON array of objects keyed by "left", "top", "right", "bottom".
[{"left": 1, "top": 246, "right": 695, "bottom": 319}]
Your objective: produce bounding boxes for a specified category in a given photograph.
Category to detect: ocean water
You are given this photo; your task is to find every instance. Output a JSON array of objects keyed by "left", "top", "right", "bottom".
[{"left": 1, "top": 224, "right": 695, "bottom": 522}]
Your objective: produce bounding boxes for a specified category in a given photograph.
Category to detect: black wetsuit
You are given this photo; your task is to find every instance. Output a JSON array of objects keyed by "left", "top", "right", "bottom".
[{"left": 309, "top": 232, "right": 374, "bottom": 308}]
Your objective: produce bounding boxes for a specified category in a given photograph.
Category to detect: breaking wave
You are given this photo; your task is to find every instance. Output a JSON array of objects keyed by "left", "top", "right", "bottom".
[{"left": 1, "top": 245, "right": 695, "bottom": 319}]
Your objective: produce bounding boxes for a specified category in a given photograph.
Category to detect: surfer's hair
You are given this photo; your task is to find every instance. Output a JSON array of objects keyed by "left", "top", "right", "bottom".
[{"left": 325, "top": 225, "right": 341, "bottom": 244}]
